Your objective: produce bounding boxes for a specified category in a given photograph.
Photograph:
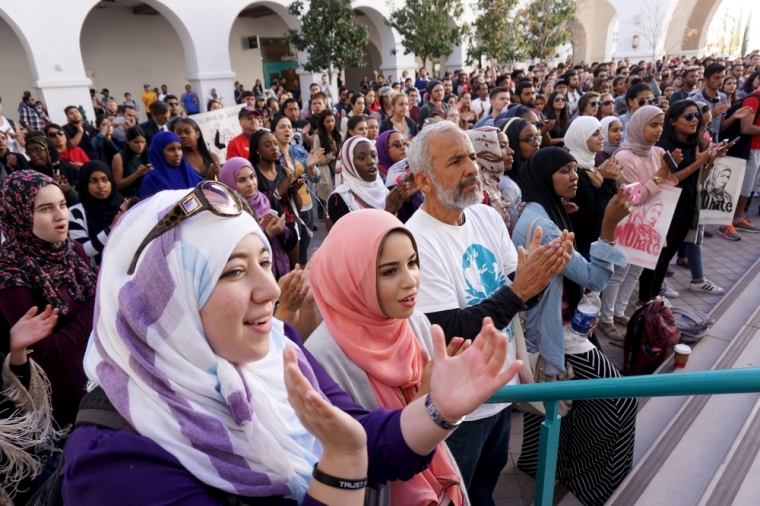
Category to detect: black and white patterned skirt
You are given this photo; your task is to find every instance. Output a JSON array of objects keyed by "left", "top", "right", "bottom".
[{"left": 517, "top": 348, "right": 638, "bottom": 506}]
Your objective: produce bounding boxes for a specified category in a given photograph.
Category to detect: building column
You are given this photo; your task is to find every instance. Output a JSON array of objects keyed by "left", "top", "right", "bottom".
[
  {"left": 446, "top": 40, "right": 474, "bottom": 75},
  {"left": 0, "top": 2, "right": 95, "bottom": 125}
]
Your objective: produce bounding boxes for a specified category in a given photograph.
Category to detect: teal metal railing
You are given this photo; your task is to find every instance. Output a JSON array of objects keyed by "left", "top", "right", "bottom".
[{"left": 486, "top": 368, "right": 760, "bottom": 506}]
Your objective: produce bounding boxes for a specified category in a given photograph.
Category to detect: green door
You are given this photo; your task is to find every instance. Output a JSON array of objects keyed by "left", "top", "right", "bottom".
[{"left": 263, "top": 62, "right": 299, "bottom": 89}]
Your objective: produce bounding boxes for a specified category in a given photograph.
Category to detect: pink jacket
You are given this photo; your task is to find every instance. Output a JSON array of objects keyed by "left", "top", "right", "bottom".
[{"left": 615, "top": 147, "right": 677, "bottom": 205}]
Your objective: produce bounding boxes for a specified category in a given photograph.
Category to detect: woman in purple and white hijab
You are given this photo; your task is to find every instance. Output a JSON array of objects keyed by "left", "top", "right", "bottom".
[{"left": 61, "top": 185, "right": 523, "bottom": 505}]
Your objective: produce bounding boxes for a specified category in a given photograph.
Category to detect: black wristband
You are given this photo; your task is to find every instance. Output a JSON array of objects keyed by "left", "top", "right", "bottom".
[{"left": 312, "top": 463, "right": 368, "bottom": 490}]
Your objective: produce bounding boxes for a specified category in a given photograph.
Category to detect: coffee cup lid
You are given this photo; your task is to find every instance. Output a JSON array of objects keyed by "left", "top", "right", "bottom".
[{"left": 674, "top": 344, "right": 691, "bottom": 354}]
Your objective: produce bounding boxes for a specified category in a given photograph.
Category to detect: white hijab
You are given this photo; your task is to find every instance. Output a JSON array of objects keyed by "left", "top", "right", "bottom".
[
  {"left": 84, "top": 189, "right": 321, "bottom": 501},
  {"left": 564, "top": 116, "right": 602, "bottom": 171},
  {"left": 333, "top": 135, "right": 389, "bottom": 211}
]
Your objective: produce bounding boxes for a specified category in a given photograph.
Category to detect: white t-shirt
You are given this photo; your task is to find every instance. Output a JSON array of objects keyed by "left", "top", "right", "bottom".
[
  {"left": 406, "top": 204, "right": 519, "bottom": 421},
  {"left": 0, "top": 116, "right": 22, "bottom": 154},
  {"left": 471, "top": 97, "right": 490, "bottom": 116},
  {"left": 566, "top": 89, "right": 582, "bottom": 114}
]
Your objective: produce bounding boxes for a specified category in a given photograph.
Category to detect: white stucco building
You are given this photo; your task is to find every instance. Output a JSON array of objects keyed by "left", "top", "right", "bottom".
[{"left": 0, "top": 0, "right": 730, "bottom": 125}]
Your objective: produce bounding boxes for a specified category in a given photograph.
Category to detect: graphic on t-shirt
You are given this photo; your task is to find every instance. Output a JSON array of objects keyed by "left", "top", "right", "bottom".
[{"left": 462, "top": 244, "right": 506, "bottom": 306}]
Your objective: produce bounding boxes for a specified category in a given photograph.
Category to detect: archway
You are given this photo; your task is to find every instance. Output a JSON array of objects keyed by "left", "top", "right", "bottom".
[
  {"left": 570, "top": 20, "right": 589, "bottom": 64},
  {"left": 0, "top": 14, "right": 36, "bottom": 123},
  {"left": 80, "top": 2, "right": 190, "bottom": 120},
  {"left": 229, "top": 2, "right": 301, "bottom": 95},
  {"left": 662, "top": 0, "right": 724, "bottom": 55},
  {"left": 344, "top": 41, "right": 383, "bottom": 91}
]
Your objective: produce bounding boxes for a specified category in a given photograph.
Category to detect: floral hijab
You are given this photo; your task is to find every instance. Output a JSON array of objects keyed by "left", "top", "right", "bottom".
[{"left": 0, "top": 170, "right": 96, "bottom": 314}]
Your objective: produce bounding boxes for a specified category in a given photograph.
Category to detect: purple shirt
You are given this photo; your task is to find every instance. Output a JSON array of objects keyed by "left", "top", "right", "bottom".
[{"left": 62, "top": 324, "right": 433, "bottom": 505}]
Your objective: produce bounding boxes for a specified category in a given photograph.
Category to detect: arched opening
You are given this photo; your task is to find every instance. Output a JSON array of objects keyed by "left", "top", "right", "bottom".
[
  {"left": 349, "top": 4, "right": 409, "bottom": 82},
  {"left": 570, "top": 20, "right": 588, "bottom": 64},
  {"left": 80, "top": 1, "right": 191, "bottom": 121},
  {"left": 0, "top": 14, "right": 36, "bottom": 123},
  {"left": 344, "top": 40, "right": 382, "bottom": 91},
  {"left": 701, "top": 0, "right": 757, "bottom": 55},
  {"left": 229, "top": 2, "right": 300, "bottom": 94}
]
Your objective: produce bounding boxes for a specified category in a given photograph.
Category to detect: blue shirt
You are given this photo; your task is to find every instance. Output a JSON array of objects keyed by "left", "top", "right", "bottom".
[
  {"left": 512, "top": 202, "right": 628, "bottom": 376},
  {"left": 182, "top": 92, "right": 200, "bottom": 115}
]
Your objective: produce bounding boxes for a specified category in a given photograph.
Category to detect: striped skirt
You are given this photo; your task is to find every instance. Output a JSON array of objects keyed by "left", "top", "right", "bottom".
[{"left": 517, "top": 348, "right": 638, "bottom": 506}]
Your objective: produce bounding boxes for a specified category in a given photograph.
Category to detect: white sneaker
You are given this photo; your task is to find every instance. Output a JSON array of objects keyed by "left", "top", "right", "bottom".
[
  {"left": 659, "top": 281, "right": 680, "bottom": 298},
  {"left": 690, "top": 278, "right": 725, "bottom": 295}
]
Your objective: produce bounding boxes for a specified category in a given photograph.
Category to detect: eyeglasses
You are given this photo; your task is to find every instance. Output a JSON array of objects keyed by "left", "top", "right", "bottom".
[
  {"left": 389, "top": 141, "right": 409, "bottom": 149},
  {"left": 27, "top": 147, "right": 45, "bottom": 156},
  {"left": 637, "top": 98, "right": 657, "bottom": 106},
  {"left": 587, "top": 101, "right": 602, "bottom": 107},
  {"left": 47, "top": 131, "right": 65, "bottom": 137},
  {"left": 681, "top": 112, "right": 702, "bottom": 121},
  {"left": 520, "top": 135, "right": 541, "bottom": 145},
  {"left": 602, "top": 100, "right": 614, "bottom": 106},
  {"left": 128, "top": 181, "right": 252, "bottom": 274},
  {"left": 554, "top": 98, "right": 566, "bottom": 103}
]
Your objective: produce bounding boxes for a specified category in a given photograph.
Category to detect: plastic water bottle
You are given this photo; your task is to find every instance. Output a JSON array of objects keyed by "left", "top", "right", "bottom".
[{"left": 567, "top": 293, "right": 601, "bottom": 342}]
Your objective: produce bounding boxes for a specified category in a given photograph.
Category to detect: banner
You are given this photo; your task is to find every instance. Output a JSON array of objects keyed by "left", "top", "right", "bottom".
[
  {"left": 699, "top": 156, "right": 746, "bottom": 225},
  {"left": 189, "top": 104, "right": 245, "bottom": 164},
  {"left": 615, "top": 185, "right": 682, "bottom": 269}
]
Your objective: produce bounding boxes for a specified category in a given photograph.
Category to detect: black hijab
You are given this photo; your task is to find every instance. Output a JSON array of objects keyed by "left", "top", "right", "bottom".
[
  {"left": 77, "top": 161, "right": 125, "bottom": 236},
  {"left": 500, "top": 119, "right": 531, "bottom": 180},
  {"left": 518, "top": 147, "right": 577, "bottom": 233},
  {"left": 518, "top": 147, "right": 583, "bottom": 312}
]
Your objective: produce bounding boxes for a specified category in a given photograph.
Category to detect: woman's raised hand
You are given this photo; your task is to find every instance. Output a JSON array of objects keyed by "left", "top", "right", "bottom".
[
  {"left": 283, "top": 347, "right": 367, "bottom": 459},
  {"left": 10, "top": 305, "right": 59, "bottom": 365},
  {"left": 598, "top": 157, "right": 622, "bottom": 181},
  {"left": 277, "top": 264, "right": 308, "bottom": 313},
  {"left": 307, "top": 148, "right": 325, "bottom": 168},
  {"left": 427, "top": 318, "right": 523, "bottom": 423}
]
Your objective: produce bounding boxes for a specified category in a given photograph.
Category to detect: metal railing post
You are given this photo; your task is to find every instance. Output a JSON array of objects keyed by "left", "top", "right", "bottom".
[{"left": 534, "top": 401, "right": 561, "bottom": 506}]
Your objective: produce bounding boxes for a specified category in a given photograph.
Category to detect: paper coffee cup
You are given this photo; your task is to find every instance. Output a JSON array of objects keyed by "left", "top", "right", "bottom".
[{"left": 674, "top": 344, "right": 691, "bottom": 369}]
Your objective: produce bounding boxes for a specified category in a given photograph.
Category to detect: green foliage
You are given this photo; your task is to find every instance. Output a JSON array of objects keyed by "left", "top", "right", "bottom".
[
  {"left": 467, "top": 0, "right": 524, "bottom": 65},
  {"left": 519, "top": 0, "right": 577, "bottom": 61},
  {"left": 286, "top": 0, "right": 370, "bottom": 79},
  {"left": 386, "top": 0, "right": 466, "bottom": 70}
]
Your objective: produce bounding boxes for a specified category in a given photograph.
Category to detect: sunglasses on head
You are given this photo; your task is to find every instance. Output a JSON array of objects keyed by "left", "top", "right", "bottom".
[
  {"left": 681, "top": 112, "right": 702, "bottom": 121},
  {"left": 128, "top": 181, "right": 253, "bottom": 275},
  {"left": 637, "top": 98, "right": 657, "bottom": 106}
]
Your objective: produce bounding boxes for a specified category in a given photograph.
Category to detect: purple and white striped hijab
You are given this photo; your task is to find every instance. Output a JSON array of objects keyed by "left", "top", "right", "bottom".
[{"left": 84, "top": 189, "right": 322, "bottom": 502}]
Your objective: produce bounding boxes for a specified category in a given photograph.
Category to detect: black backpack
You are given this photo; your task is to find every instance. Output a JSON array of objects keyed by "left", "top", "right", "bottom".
[
  {"left": 27, "top": 388, "right": 287, "bottom": 506},
  {"left": 719, "top": 94, "right": 760, "bottom": 160},
  {"left": 623, "top": 298, "right": 682, "bottom": 376}
]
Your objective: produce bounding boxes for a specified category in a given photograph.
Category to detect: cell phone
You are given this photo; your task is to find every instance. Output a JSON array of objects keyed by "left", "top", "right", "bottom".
[
  {"left": 726, "top": 136, "right": 741, "bottom": 147},
  {"left": 112, "top": 117, "right": 126, "bottom": 125},
  {"left": 664, "top": 151, "right": 679, "bottom": 172},
  {"left": 622, "top": 182, "right": 642, "bottom": 205}
]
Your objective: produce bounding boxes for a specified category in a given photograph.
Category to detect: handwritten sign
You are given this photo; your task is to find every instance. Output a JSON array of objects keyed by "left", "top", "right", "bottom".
[{"left": 189, "top": 104, "right": 245, "bottom": 164}]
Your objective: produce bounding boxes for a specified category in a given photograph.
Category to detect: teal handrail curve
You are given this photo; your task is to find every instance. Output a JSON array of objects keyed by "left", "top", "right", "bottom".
[
  {"left": 485, "top": 367, "right": 760, "bottom": 506},
  {"left": 485, "top": 367, "right": 760, "bottom": 404}
]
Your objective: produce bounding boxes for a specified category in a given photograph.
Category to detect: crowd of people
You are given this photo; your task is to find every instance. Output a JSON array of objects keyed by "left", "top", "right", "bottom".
[{"left": 0, "top": 49, "right": 758, "bottom": 506}]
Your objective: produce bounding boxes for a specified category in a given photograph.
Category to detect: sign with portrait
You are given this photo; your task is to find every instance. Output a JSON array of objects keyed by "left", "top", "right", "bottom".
[
  {"left": 699, "top": 156, "right": 746, "bottom": 225},
  {"left": 189, "top": 104, "right": 245, "bottom": 164},
  {"left": 615, "top": 185, "right": 682, "bottom": 269}
]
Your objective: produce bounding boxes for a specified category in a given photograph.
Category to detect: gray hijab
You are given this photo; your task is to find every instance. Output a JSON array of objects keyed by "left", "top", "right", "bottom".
[{"left": 617, "top": 106, "right": 664, "bottom": 161}]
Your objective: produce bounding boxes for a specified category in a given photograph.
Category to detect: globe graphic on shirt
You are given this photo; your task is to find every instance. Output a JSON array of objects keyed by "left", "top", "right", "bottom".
[{"left": 462, "top": 244, "right": 506, "bottom": 306}]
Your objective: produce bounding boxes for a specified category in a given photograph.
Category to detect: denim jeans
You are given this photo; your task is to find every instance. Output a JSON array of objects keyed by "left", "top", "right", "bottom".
[
  {"left": 443, "top": 406, "right": 512, "bottom": 506},
  {"left": 601, "top": 263, "right": 644, "bottom": 323},
  {"left": 677, "top": 224, "right": 704, "bottom": 281}
]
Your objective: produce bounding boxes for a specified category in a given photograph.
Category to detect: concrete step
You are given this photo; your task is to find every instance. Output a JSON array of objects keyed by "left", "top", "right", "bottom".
[{"left": 607, "top": 256, "right": 760, "bottom": 506}]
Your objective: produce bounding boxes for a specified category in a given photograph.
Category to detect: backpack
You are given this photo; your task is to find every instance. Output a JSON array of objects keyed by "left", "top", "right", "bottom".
[
  {"left": 28, "top": 388, "right": 272, "bottom": 506},
  {"left": 670, "top": 307, "right": 715, "bottom": 344},
  {"left": 623, "top": 298, "right": 682, "bottom": 376},
  {"left": 719, "top": 93, "right": 760, "bottom": 160}
]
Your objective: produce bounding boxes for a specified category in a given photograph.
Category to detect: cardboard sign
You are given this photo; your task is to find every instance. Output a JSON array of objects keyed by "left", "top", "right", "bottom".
[
  {"left": 189, "top": 104, "right": 245, "bottom": 164},
  {"left": 615, "top": 185, "right": 682, "bottom": 269},
  {"left": 699, "top": 156, "right": 746, "bottom": 225}
]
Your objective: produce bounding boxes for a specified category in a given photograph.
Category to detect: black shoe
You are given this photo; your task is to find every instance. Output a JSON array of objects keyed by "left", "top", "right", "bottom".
[
  {"left": 704, "top": 230, "right": 713, "bottom": 238},
  {"left": 666, "top": 269, "right": 675, "bottom": 277}
]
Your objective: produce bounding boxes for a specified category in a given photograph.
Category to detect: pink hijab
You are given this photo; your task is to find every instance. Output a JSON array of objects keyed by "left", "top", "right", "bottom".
[
  {"left": 310, "top": 209, "right": 464, "bottom": 506},
  {"left": 219, "top": 157, "right": 270, "bottom": 220}
]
